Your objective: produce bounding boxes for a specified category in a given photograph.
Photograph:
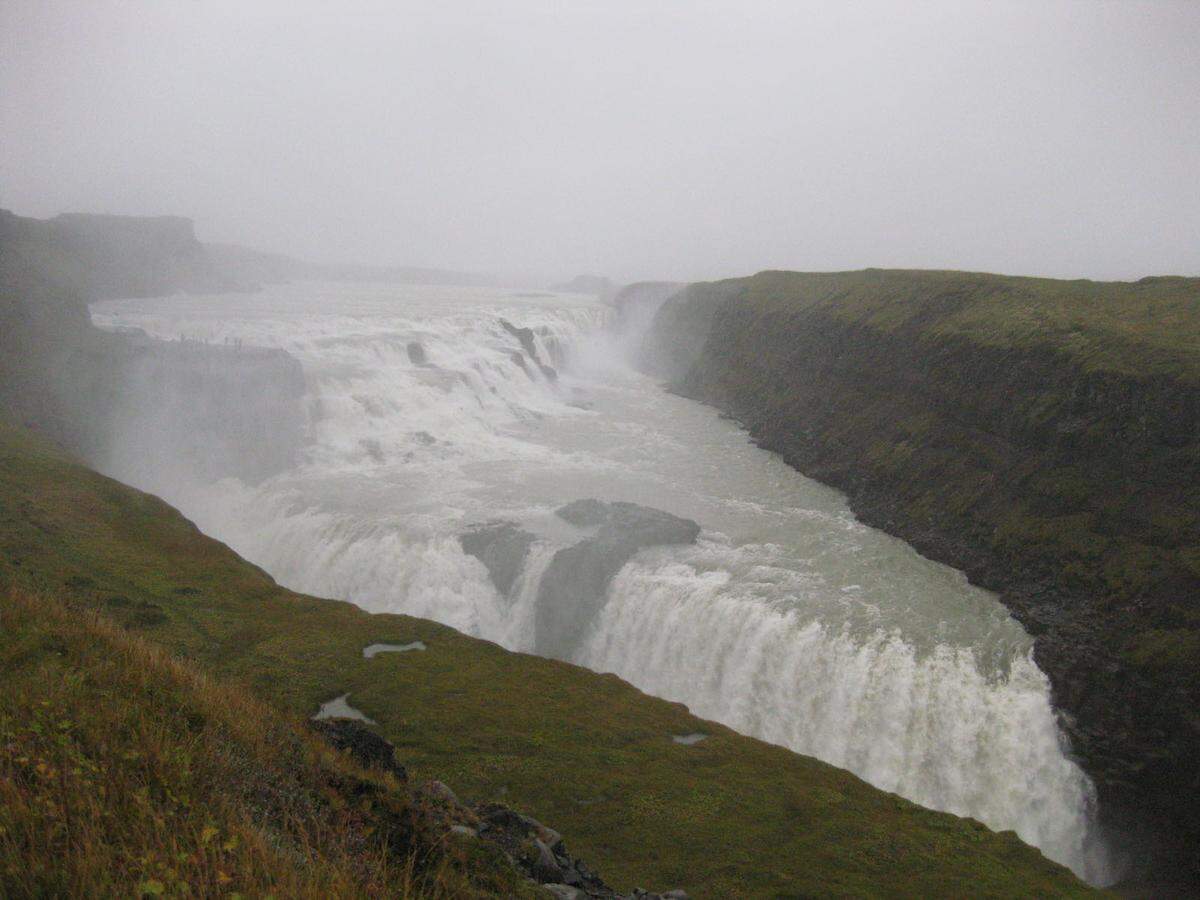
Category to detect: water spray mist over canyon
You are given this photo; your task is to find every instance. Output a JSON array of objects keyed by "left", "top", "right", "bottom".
[{"left": 91, "top": 282, "right": 1110, "bottom": 883}]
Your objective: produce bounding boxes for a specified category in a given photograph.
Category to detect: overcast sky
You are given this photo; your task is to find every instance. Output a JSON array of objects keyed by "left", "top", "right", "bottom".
[{"left": 1, "top": 1, "right": 1197, "bottom": 283}]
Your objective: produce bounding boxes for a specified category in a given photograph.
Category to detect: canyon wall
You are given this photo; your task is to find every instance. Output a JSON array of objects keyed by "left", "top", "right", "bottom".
[
  {"left": 0, "top": 209, "right": 305, "bottom": 482},
  {"left": 642, "top": 269, "right": 1200, "bottom": 885}
]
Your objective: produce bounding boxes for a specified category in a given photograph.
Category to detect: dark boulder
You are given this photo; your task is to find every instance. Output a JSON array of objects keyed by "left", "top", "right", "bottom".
[
  {"left": 500, "top": 318, "right": 540, "bottom": 359},
  {"left": 474, "top": 802, "right": 623, "bottom": 896},
  {"left": 406, "top": 341, "right": 427, "bottom": 365},
  {"left": 500, "top": 318, "right": 558, "bottom": 381},
  {"left": 531, "top": 838, "right": 566, "bottom": 884},
  {"left": 307, "top": 718, "right": 407, "bottom": 781}
]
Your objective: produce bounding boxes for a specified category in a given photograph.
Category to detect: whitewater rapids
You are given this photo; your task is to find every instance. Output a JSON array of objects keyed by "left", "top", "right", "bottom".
[{"left": 92, "top": 281, "right": 1111, "bottom": 883}]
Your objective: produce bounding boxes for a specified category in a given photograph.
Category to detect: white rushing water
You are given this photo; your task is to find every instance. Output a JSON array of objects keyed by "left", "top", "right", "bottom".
[{"left": 93, "top": 281, "right": 1110, "bottom": 883}]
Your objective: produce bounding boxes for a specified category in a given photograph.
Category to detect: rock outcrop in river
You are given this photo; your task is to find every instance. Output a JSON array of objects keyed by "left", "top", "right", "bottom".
[
  {"left": 461, "top": 521, "right": 538, "bottom": 598},
  {"left": 462, "top": 501, "right": 703, "bottom": 657},
  {"left": 535, "top": 500, "right": 701, "bottom": 658},
  {"left": 640, "top": 268, "right": 1200, "bottom": 889}
]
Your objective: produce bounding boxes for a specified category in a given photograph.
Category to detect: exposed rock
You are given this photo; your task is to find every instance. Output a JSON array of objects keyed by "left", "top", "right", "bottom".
[
  {"left": 555, "top": 498, "right": 610, "bottom": 528},
  {"left": 473, "top": 802, "right": 686, "bottom": 898},
  {"left": 473, "top": 803, "right": 540, "bottom": 848},
  {"left": 608, "top": 281, "right": 684, "bottom": 343},
  {"left": 501, "top": 318, "right": 540, "bottom": 358},
  {"left": 532, "top": 838, "right": 566, "bottom": 883},
  {"left": 536, "top": 823, "right": 564, "bottom": 850},
  {"left": 108, "top": 334, "right": 307, "bottom": 485},
  {"left": 307, "top": 717, "right": 407, "bottom": 781},
  {"left": 501, "top": 318, "right": 558, "bottom": 381},
  {"left": 299, "top": 731, "right": 692, "bottom": 897},
  {"left": 406, "top": 341, "right": 427, "bottom": 365},
  {"left": 460, "top": 521, "right": 537, "bottom": 597},
  {"left": 416, "top": 779, "right": 482, "bottom": 839},
  {"left": 1, "top": 210, "right": 233, "bottom": 301},
  {"left": 423, "top": 780, "right": 461, "bottom": 806},
  {"left": 534, "top": 501, "right": 701, "bottom": 658}
]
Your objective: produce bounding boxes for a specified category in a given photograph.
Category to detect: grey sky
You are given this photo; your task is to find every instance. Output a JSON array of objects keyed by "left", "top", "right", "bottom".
[{"left": 2, "top": 0, "right": 1197, "bottom": 283}]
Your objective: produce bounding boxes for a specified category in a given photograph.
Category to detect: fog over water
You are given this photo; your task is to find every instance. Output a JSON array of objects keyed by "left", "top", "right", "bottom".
[
  {"left": 4, "top": 0, "right": 1199, "bottom": 282},
  {"left": 93, "top": 285, "right": 1112, "bottom": 882}
]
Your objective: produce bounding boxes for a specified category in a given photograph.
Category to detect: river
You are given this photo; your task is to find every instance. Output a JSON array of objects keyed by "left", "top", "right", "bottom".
[{"left": 91, "top": 281, "right": 1110, "bottom": 883}]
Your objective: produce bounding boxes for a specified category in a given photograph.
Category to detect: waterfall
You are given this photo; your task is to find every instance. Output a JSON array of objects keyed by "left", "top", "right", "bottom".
[
  {"left": 91, "top": 280, "right": 1112, "bottom": 884},
  {"left": 577, "top": 550, "right": 1106, "bottom": 878}
]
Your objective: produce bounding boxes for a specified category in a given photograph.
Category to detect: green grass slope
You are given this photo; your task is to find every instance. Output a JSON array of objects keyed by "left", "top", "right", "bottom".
[
  {"left": 0, "top": 587, "right": 538, "bottom": 899},
  {"left": 0, "top": 421, "right": 1096, "bottom": 897},
  {"left": 741, "top": 269, "right": 1200, "bottom": 381}
]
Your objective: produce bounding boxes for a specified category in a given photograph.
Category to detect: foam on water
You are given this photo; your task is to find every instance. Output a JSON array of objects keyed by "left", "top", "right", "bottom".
[
  {"left": 92, "top": 281, "right": 1112, "bottom": 884},
  {"left": 581, "top": 552, "right": 1097, "bottom": 870}
]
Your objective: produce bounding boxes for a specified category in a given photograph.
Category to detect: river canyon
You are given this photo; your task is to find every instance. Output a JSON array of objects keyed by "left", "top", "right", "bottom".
[{"left": 89, "top": 282, "right": 1112, "bottom": 884}]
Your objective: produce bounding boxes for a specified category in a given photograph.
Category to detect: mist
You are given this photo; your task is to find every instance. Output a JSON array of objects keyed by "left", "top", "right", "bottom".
[
  {"left": 9, "top": 3, "right": 1200, "bottom": 889},
  {"left": 2, "top": 0, "right": 1197, "bottom": 284}
]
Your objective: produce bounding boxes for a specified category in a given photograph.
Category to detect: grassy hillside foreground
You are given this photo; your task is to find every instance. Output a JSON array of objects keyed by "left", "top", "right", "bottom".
[
  {"left": 0, "top": 420, "right": 1096, "bottom": 897},
  {"left": 0, "top": 587, "right": 543, "bottom": 899}
]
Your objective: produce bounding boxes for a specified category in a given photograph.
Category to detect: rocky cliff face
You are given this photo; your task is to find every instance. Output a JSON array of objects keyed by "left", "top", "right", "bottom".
[
  {"left": 641, "top": 269, "right": 1200, "bottom": 888},
  {"left": 0, "top": 209, "right": 305, "bottom": 482},
  {"left": 98, "top": 334, "right": 306, "bottom": 488},
  {"left": 607, "top": 282, "right": 685, "bottom": 344},
  {"left": 0, "top": 208, "right": 237, "bottom": 301}
]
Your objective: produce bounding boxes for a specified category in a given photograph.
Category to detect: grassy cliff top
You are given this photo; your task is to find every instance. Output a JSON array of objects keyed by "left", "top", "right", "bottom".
[
  {"left": 722, "top": 269, "right": 1200, "bottom": 381},
  {"left": 0, "top": 421, "right": 1097, "bottom": 898}
]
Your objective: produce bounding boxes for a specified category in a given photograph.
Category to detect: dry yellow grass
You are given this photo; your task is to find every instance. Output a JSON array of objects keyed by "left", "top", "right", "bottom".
[{"left": 0, "top": 587, "right": 533, "bottom": 899}]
